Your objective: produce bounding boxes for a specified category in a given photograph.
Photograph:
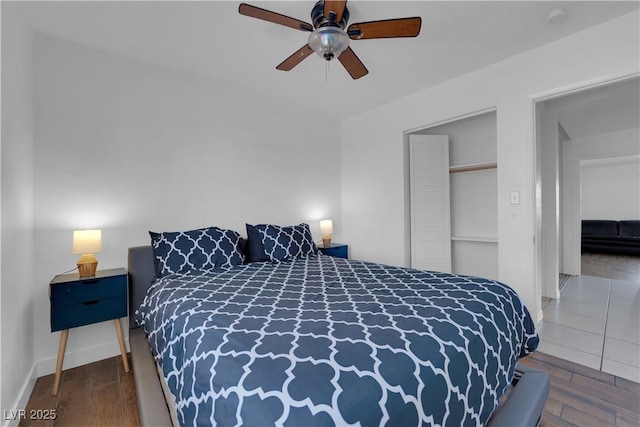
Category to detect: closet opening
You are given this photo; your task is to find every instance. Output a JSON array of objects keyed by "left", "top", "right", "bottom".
[{"left": 404, "top": 109, "right": 498, "bottom": 280}]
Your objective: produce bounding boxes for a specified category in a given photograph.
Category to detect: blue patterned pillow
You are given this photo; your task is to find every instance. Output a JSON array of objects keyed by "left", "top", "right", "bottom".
[
  {"left": 245, "top": 224, "right": 271, "bottom": 263},
  {"left": 149, "top": 227, "right": 243, "bottom": 277},
  {"left": 255, "top": 223, "right": 318, "bottom": 262}
]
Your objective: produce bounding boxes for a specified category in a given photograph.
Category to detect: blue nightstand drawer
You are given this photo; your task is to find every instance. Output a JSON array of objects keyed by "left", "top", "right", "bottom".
[
  {"left": 51, "top": 275, "right": 126, "bottom": 306},
  {"left": 319, "top": 243, "right": 348, "bottom": 259},
  {"left": 50, "top": 268, "right": 128, "bottom": 332},
  {"left": 51, "top": 296, "right": 127, "bottom": 331}
]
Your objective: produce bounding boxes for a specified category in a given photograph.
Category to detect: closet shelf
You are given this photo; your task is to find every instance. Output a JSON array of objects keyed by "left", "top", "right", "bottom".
[
  {"left": 449, "top": 161, "right": 497, "bottom": 174},
  {"left": 451, "top": 235, "right": 498, "bottom": 243}
]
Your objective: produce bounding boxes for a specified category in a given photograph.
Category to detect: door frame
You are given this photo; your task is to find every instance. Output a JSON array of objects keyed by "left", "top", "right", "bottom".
[{"left": 532, "top": 72, "right": 639, "bottom": 305}]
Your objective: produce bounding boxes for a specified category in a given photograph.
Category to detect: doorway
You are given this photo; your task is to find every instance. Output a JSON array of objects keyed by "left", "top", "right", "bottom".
[
  {"left": 534, "top": 76, "right": 640, "bottom": 302},
  {"left": 533, "top": 76, "right": 639, "bottom": 381}
]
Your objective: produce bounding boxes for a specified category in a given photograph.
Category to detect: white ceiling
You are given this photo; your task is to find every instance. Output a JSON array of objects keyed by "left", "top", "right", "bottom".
[{"left": 15, "top": 1, "right": 640, "bottom": 120}]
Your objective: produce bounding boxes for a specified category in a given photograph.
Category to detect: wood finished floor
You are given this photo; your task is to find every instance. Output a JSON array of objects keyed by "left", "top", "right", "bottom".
[
  {"left": 520, "top": 351, "right": 640, "bottom": 427},
  {"left": 21, "top": 351, "right": 638, "bottom": 426},
  {"left": 19, "top": 354, "right": 139, "bottom": 427}
]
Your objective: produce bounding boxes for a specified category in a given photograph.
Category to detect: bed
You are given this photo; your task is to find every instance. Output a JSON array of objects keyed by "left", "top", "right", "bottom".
[{"left": 128, "top": 224, "right": 549, "bottom": 427}]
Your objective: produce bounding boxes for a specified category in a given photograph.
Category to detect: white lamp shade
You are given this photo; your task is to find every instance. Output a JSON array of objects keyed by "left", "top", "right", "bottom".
[
  {"left": 72, "top": 229, "right": 102, "bottom": 254},
  {"left": 320, "top": 220, "right": 333, "bottom": 235}
]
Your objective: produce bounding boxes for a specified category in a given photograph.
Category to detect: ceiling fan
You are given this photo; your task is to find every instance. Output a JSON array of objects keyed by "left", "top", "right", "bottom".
[{"left": 238, "top": 1, "right": 422, "bottom": 80}]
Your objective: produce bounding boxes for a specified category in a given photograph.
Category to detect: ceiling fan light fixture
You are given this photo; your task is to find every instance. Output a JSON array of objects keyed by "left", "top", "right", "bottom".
[{"left": 308, "top": 26, "right": 350, "bottom": 61}]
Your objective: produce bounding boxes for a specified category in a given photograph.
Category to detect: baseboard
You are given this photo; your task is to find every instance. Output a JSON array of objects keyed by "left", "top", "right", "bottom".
[
  {"left": 536, "top": 309, "right": 544, "bottom": 326},
  {"left": 35, "top": 339, "right": 129, "bottom": 378},
  {"left": 2, "top": 364, "right": 37, "bottom": 427}
]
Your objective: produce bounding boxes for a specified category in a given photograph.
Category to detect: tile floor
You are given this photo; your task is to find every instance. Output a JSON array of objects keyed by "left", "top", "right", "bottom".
[{"left": 539, "top": 255, "right": 640, "bottom": 383}]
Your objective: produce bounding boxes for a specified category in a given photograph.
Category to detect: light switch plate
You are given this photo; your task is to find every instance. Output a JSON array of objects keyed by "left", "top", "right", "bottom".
[{"left": 510, "top": 191, "right": 520, "bottom": 205}]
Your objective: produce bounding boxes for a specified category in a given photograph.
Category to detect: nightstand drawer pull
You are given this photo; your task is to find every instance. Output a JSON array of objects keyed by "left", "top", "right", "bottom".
[
  {"left": 81, "top": 279, "right": 99, "bottom": 285},
  {"left": 83, "top": 299, "right": 100, "bottom": 305}
]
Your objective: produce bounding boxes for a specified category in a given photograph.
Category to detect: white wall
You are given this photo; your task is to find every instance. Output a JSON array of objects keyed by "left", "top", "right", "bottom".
[
  {"left": 32, "top": 35, "right": 342, "bottom": 376},
  {"left": 1, "top": 2, "right": 36, "bottom": 418},
  {"left": 581, "top": 157, "right": 640, "bottom": 220},
  {"left": 341, "top": 12, "right": 639, "bottom": 323}
]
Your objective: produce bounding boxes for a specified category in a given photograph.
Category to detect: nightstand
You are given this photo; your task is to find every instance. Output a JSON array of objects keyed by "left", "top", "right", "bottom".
[
  {"left": 319, "top": 243, "right": 348, "bottom": 259},
  {"left": 50, "top": 268, "right": 129, "bottom": 395}
]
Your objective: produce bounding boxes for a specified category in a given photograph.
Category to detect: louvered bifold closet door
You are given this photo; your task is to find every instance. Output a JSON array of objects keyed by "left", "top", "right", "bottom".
[{"left": 409, "top": 134, "right": 452, "bottom": 272}]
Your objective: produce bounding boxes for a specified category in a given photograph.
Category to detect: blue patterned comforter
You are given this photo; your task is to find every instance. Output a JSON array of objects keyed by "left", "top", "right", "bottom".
[{"left": 136, "top": 254, "right": 538, "bottom": 427}]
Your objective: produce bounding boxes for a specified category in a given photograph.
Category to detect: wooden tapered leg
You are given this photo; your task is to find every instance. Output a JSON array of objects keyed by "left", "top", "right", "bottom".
[
  {"left": 114, "top": 319, "right": 130, "bottom": 372},
  {"left": 52, "top": 329, "right": 69, "bottom": 395}
]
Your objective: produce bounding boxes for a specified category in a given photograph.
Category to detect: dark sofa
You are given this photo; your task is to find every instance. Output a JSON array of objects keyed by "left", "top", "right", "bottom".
[{"left": 581, "top": 220, "right": 640, "bottom": 256}]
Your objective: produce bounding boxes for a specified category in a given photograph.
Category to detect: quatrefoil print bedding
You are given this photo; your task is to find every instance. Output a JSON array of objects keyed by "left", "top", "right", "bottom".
[
  {"left": 149, "top": 227, "right": 243, "bottom": 277},
  {"left": 136, "top": 255, "right": 538, "bottom": 426},
  {"left": 255, "top": 223, "right": 318, "bottom": 262}
]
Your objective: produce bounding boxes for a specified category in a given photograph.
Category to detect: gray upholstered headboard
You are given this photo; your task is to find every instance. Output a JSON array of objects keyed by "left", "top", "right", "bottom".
[{"left": 127, "top": 245, "right": 156, "bottom": 329}]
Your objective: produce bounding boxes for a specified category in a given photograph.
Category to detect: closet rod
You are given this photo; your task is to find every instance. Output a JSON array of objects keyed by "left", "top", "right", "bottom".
[{"left": 449, "top": 162, "right": 497, "bottom": 174}]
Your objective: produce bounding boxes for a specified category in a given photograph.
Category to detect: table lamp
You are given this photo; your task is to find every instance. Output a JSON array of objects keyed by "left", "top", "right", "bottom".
[
  {"left": 73, "top": 229, "right": 102, "bottom": 277},
  {"left": 320, "top": 219, "right": 333, "bottom": 248}
]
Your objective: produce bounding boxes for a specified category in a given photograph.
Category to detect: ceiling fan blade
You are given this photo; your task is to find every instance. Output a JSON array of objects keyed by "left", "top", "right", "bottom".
[
  {"left": 347, "top": 17, "right": 422, "bottom": 40},
  {"left": 338, "top": 47, "right": 368, "bottom": 80},
  {"left": 276, "top": 45, "right": 314, "bottom": 71},
  {"left": 324, "top": 0, "right": 347, "bottom": 24},
  {"left": 239, "top": 3, "right": 313, "bottom": 32}
]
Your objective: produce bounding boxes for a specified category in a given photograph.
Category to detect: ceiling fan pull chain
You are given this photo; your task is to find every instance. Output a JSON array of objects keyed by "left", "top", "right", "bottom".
[{"left": 325, "top": 59, "right": 329, "bottom": 85}]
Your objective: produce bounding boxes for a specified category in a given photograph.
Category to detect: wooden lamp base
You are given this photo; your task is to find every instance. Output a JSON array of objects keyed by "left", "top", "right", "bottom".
[
  {"left": 77, "top": 254, "right": 98, "bottom": 277},
  {"left": 322, "top": 236, "right": 332, "bottom": 248}
]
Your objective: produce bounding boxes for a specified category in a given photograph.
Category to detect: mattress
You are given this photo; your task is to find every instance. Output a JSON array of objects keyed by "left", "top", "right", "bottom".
[{"left": 136, "top": 254, "right": 539, "bottom": 426}]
